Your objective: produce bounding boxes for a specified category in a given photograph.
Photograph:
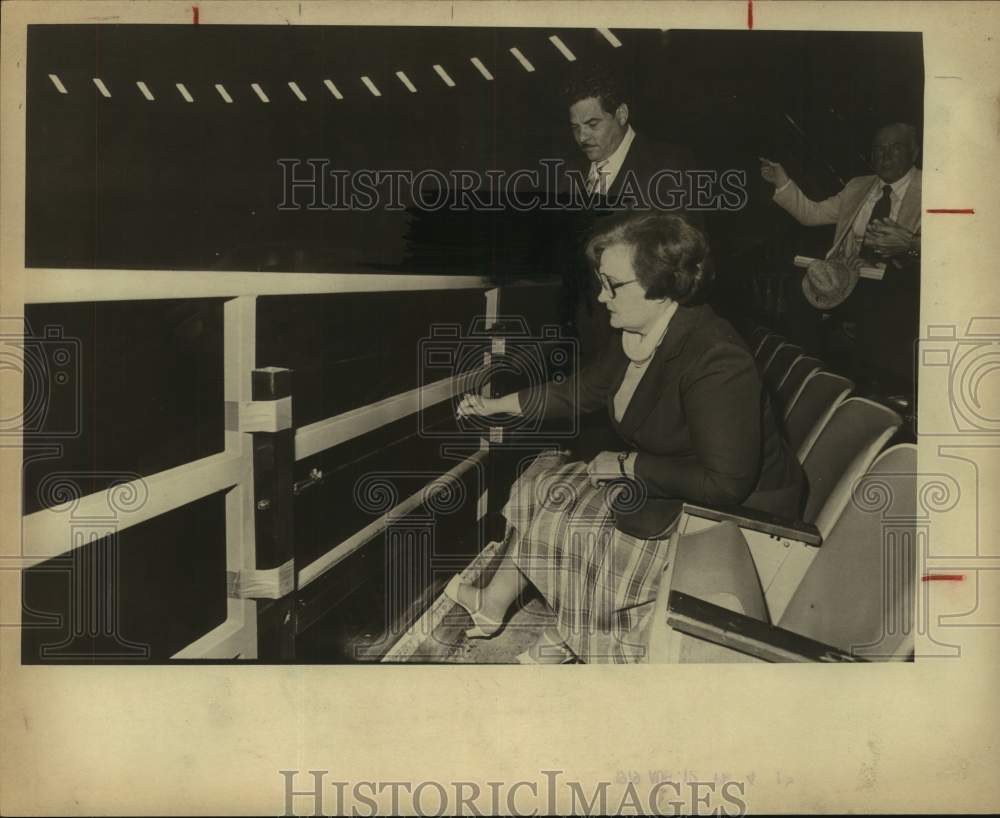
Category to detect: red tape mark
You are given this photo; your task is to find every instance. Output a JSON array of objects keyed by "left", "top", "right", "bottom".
[
  {"left": 926, "top": 208, "right": 974, "bottom": 214},
  {"left": 193, "top": 6, "right": 199, "bottom": 24},
  {"left": 748, "top": 0, "right": 754, "bottom": 30},
  {"left": 922, "top": 574, "right": 965, "bottom": 582}
]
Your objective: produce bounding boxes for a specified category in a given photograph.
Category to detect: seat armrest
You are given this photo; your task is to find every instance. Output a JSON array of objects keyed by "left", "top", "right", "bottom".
[
  {"left": 681, "top": 502, "right": 822, "bottom": 546},
  {"left": 666, "top": 591, "right": 864, "bottom": 663}
]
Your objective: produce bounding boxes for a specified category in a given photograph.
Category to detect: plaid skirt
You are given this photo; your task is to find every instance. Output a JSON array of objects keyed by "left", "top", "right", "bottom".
[{"left": 502, "top": 451, "right": 675, "bottom": 663}]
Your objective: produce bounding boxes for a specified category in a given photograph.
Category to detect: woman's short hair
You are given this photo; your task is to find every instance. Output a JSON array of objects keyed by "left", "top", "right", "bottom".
[{"left": 584, "top": 211, "right": 714, "bottom": 304}]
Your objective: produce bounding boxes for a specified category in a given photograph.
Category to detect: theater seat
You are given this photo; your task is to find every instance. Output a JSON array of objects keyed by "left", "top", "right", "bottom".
[
  {"left": 762, "top": 343, "right": 805, "bottom": 393},
  {"left": 754, "top": 333, "right": 785, "bottom": 371},
  {"left": 800, "top": 397, "right": 902, "bottom": 537},
  {"left": 670, "top": 521, "right": 769, "bottom": 621},
  {"left": 783, "top": 371, "right": 854, "bottom": 460},
  {"left": 778, "top": 444, "right": 916, "bottom": 659},
  {"left": 647, "top": 521, "right": 769, "bottom": 664},
  {"left": 651, "top": 444, "right": 917, "bottom": 662},
  {"left": 747, "top": 325, "right": 771, "bottom": 355},
  {"left": 773, "top": 355, "right": 822, "bottom": 416}
]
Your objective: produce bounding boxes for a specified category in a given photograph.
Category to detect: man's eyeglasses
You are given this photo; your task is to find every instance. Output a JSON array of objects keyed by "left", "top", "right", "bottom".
[
  {"left": 870, "top": 142, "right": 908, "bottom": 160},
  {"left": 596, "top": 272, "right": 639, "bottom": 299}
]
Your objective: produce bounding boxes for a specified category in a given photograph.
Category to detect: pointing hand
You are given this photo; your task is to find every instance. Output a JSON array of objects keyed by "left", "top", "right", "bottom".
[{"left": 759, "top": 157, "right": 790, "bottom": 189}]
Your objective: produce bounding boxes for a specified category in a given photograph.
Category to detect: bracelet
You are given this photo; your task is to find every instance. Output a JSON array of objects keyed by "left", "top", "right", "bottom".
[{"left": 617, "top": 451, "right": 630, "bottom": 478}]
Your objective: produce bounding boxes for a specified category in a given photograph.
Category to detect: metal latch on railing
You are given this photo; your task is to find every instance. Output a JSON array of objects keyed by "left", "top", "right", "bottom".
[{"left": 292, "top": 467, "right": 325, "bottom": 496}]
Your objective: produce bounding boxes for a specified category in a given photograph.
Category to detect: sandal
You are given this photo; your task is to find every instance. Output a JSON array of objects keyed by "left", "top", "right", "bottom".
[
  {"left": 516, "top": 630, "right": 576, "bottom": 664},
  {"left": 443, "top": 575, "right": 504, "bottom": 639}
]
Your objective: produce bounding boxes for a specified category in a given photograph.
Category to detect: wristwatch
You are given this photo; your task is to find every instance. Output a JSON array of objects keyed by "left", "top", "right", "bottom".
[{"left": 617, "top": 451, "right": 631, "bottom": 478}]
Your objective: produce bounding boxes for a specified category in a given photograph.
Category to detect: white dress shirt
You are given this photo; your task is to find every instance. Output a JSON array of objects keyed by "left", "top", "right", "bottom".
[
  {"left": 587, "top": 126, "right": 637, "bottom": 194},
  {"left": 847, "top": 165, "right": 916, "bottom": 248}
]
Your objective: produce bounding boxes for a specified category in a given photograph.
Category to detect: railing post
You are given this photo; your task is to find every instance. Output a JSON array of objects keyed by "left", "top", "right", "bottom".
[{"left": 245, "top": 366, "right": 296, "bottom": 661}]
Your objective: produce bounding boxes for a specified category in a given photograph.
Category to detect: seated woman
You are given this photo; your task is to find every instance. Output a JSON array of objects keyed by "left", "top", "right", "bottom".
[{"left": 448, "top": 211, "right": 804, "bottom": 663}]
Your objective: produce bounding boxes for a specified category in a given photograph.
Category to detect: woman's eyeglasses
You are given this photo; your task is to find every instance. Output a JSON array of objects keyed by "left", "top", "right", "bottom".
[{"left": 596, "top": 272, "right": 639, "bottom": 299}]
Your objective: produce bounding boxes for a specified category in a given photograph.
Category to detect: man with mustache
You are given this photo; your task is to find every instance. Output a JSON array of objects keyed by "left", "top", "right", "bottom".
[{"left": 559, "top": 71, "right": 697, "bottom": 364}]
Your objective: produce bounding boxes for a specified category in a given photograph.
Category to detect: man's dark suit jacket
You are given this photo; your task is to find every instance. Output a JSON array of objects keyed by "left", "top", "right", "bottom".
[
  {"left": 555, "top": 133, "right": 702, "bottom": 356},
  {"left": 584, "top": 133, "right": 695, "bottom": 210},
  {"left": 518, "top": 303, "right": 804, "bottom": 539}
]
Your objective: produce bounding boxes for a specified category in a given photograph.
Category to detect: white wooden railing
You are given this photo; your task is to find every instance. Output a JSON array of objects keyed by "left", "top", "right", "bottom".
[{"left": 17, "top": 268, "right": 554, "bottom": 659}]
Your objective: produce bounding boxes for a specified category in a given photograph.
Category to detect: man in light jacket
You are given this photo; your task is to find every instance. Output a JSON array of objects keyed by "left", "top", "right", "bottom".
[{"left": 760, "top": 123, "right": 922, "bottom": 397}]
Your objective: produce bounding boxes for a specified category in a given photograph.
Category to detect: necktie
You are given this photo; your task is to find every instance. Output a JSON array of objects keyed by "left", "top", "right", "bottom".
[
  {"left": 870, "top": 184, "right": 893, "bottom": 223},
  {"left": 860, "top": 184, "right": 893, "bottom": 261},
  {"left": 586, "top": 160, "right": 609, "bottom": 195}
]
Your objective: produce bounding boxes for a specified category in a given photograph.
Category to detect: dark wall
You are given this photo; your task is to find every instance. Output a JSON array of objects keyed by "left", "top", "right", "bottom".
[
  {"left": 22, "top": 491, "right": 228, "bottom": 663},
  {"left": 22, "top": 299, "right": 225, "bottom": 515},
  {"left": 27, "top": 26, "right": 922, "bottom": 274}
]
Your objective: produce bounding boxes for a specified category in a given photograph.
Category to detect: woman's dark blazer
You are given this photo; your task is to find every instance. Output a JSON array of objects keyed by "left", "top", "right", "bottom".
[{"left": 518, "top": 303, "right": 804, "bottom": 538}]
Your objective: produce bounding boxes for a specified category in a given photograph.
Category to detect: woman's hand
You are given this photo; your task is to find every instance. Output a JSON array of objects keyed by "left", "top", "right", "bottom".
[
  {"left": 455, "top": 392, "right": 511, "bottom": 418},
  {"left": 456, "top": 392, "right": 521, "bottom": 419},
  {"left": 456, "top": 392, "right": 495, "bottom": 418},
  {"left": 587, "top": 450, "right": 623, "bottom": 487}
]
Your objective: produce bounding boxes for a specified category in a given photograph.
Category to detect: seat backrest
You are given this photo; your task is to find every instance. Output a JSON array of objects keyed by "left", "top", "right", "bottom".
[
  {"left": 763, "top": 344, "right": 805, "bottom": 393},
  {"left": 774, "top": 355, "right": 822, "bottom": 415},
  {"left": 801, "top": 397, "right": 902, "bottom": 534},
  {"left": 783, "top": 371, "right": 854, "bottom": 460},
  {"left": 779, "top": 444, "right": 917, "bottom": 660},
  {"left": 748, "top": 325, "right": 770, "bottom": 354},
  {"left": 754, "top": 334, "right": 785, "bottom": 370}
]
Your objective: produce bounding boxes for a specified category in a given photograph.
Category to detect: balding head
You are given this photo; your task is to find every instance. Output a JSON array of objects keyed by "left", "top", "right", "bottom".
[{"left": 871, "top": 123, "right": 919, "bottom": 183}]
